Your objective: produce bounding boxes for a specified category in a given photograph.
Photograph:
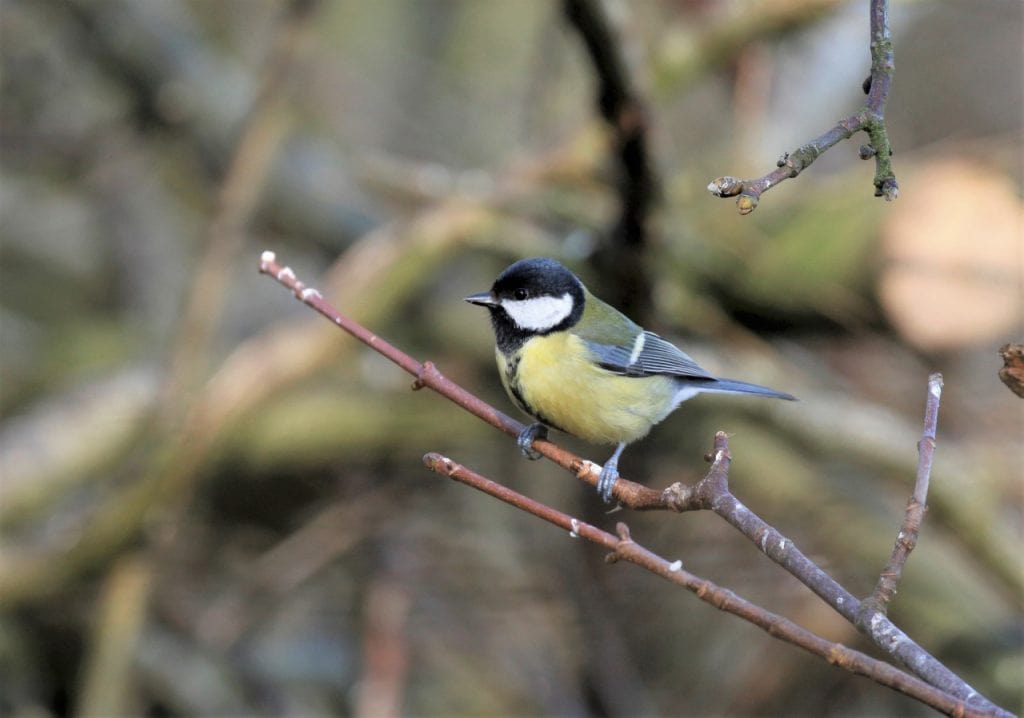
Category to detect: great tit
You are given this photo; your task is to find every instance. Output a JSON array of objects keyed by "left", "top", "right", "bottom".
[{"left": 465, "top": 257, "right": 796, "bottom": 503}]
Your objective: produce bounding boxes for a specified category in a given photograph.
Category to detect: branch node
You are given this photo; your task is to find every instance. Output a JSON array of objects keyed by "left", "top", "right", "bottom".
[
  {"left": 859, "top": 144, "right": 877, "bottom": 160},
  {"left": 615, "top": 522, "right": 633, "bottom": 543},
  {"left": 876, "top": 175, "right": 899, "bottom": 201},
  {"left": 736, "top": 193, "right": 759, "bottom": 215},
  {"left": 300, "top": 287, "right": 322, "bottom": 304},
  {"left": 707, "top": 176, "right": 745, "bottom": 197},
  {"left": 826, "top": 644, "right": 845, "bottom": 666},
  {"left": 710, "top": 448, "right": 730, "bottom": 472},
  {"left": 412, "top": 361, "right": 439, "bottom": 391},
  {"left": 857, "top": 599, "right": 886, "bottom": 625},
  {"left": 277, "top": 265, "right": 297, "bottom": 283},
  {"left": 258, "top": 250, "right": 277, "bottom": 273},
  {"left": 574, "top": 459, "right": 599, "bottom": 481},
  {"left": 422, "top": 452, "right": 457, "bottom": 477},
  {"left": 605, "top": 522, "right": 634, "bottom": 564},
  {"left": 661, "top": 482, "right": 695, "bottom": 512}
]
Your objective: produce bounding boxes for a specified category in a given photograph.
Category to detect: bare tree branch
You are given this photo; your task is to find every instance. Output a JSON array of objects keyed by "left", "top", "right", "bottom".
[
  {"left": 865, "top": 372, "right": 943, "bottom": 613},
  {"left": 257, "top": 251, "right": 1012, "bottom": 716},
  {"left": 629, "top": 425, "right": 999, "bottom": 713},
  {"left": 422, "top": 450, "right": 991, "bottom": 718},
  {"left": 708, "top": 0, "right": 898, "bottom": 213}
]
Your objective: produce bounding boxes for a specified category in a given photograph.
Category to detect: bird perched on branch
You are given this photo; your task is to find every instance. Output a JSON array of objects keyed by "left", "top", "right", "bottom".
[{"left": 466, "top": 257, "right": 795, "bottom": 503}]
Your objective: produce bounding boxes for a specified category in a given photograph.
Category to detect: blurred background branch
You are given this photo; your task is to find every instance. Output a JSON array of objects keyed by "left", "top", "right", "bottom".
[
  {"left": 163, "top": 0, "right": 322, "bottom": 408},
  {"left": 564, "top": 0, "right": 658, "bottom": 320}
]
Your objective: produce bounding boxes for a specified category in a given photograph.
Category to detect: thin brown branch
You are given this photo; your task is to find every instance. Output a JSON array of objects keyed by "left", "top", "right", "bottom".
[
  {"left": 865, "top": 373, "right": 943, "bottom": 613},
  {"left": 708, "top": 0, "right": 898, "bottom": 213},
  {"left": 422, "top": 452, "right": 989, "bottom": 718},
  {"left": 257, "top": 250, "right": 605, "bottom": 490},
  {"left": 258, "top": 252, "right": 1010, "bottom": 716}
]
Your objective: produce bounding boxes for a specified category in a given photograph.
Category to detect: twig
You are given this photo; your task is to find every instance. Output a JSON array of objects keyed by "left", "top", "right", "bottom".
[
  {"left": 997, "top": 343, "right": 1024, "bottom": 398},
  {"left": 258, "top": 252, "right": 1010, "bottom": 716},
  {"left": 564, "top": 0, "right": 657, "bottom": 319},
  {"left": 629, "top": 433, "right": 864, "bottom": 615},
  {"left": 866, "top": 373, "right": 943, "bottom": 613},
  {"left": 421, "top": 451, "right": 988, "bottom": 718},
  {"left": 257, "top": 251, "right": 601, "bottom": 487},
  {"left": 707, "top": 0, "right": 898, "bottom": 213}
]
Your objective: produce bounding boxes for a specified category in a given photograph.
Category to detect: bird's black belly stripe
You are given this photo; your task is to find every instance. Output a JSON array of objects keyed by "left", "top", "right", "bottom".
[{"left": 504, "top": 356, "right": 569, "bottom": 435}]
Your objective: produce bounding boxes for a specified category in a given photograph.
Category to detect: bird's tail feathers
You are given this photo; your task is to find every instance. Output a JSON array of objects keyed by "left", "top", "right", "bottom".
[{"left": 695, "top": 378, "right": 796, "bottom": 401}]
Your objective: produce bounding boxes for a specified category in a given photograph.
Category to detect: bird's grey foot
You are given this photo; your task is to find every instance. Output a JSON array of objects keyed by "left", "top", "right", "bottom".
[
  {"left": 596, "top": 462, "right": 620, "bottom": 504},
  {"left": 596, "top": 442, "right": 627, "bottom": 504},
  {"left": 517, "top": 423, "right": 548, "bottom": 460}
]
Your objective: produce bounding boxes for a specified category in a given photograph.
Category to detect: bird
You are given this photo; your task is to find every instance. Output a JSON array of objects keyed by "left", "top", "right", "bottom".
[{"left": 465, "top": 257, "right": 796, "bottom": 503}]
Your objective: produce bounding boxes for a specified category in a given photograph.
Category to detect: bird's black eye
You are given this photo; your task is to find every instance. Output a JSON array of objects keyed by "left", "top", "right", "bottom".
[{"left": 513, "top": 288, "right": 528, "bottom": 301}]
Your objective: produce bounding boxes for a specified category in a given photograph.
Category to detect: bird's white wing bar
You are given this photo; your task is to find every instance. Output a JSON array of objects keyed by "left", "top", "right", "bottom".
[{"left": 586, "top": 332, "right": 715, "bottom": 379}]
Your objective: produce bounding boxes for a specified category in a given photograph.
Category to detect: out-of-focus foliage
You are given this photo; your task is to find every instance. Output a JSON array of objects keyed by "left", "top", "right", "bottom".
[{"left": 1, "top": 1, "right": 1021, "bottom": 716}]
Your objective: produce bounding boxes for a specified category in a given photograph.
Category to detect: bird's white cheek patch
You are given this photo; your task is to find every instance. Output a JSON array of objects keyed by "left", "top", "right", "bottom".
[{"left": 502, "top": 293, "right": 574, "bottom": 331}]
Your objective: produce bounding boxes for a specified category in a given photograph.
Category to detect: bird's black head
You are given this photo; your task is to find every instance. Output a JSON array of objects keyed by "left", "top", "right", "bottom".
[{"left": 465, "top": 257, "right": 585, "bottom": 353}]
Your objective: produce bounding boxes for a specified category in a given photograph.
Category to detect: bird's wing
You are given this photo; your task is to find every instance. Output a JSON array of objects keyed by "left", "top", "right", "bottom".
[{"left": 582, "top": 330, "right": 715, "bottom": 379}]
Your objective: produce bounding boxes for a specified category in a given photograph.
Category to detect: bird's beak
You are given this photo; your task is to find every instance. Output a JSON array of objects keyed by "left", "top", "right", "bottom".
[{"left": 464, "top": 292, "right": 498, "bottom": 307}]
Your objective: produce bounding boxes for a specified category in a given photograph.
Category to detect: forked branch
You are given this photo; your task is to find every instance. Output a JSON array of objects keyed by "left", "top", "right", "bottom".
[
  {"left": 422, "top": 451, "right": 987, "bottom": 718},
  {"left": 708, "top": 0, "right": 898, "bottom": 213}
]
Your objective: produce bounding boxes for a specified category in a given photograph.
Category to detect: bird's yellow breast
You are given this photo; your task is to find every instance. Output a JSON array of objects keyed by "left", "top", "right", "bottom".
[{"left": 497, "top": 332, "right": 678, "bottom": 445}]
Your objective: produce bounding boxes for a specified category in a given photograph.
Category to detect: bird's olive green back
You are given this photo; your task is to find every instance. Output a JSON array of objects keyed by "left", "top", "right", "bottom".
[{"left": 572, "top": 288, "right": 642, "bottom": 348}]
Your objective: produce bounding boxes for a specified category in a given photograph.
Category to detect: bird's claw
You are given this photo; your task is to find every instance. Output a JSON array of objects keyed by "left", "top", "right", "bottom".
[
  {"left": 517, "top": 423, "right": 548, "bottom": 460},
  {"left": 597, "top": 464, "right": 619, "bottom": 504}
]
